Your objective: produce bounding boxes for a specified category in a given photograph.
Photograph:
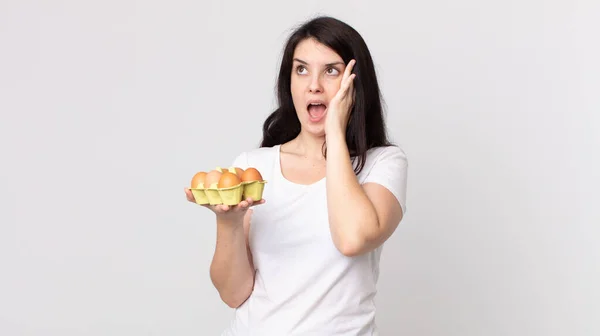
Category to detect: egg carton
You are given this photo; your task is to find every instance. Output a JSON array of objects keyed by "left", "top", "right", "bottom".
[{"left": 190, "top": 167, "right": 267, "bottom": 206}]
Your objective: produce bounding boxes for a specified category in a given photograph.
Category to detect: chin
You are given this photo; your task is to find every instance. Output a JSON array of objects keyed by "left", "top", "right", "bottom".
[{"left": 300, "top": 123, "right": 326, "bottom": 138}]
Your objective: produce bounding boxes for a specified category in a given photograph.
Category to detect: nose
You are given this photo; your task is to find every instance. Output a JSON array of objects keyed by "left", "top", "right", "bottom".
[{"left": 308, "top": 74, "right": 323, "bottom": 93}]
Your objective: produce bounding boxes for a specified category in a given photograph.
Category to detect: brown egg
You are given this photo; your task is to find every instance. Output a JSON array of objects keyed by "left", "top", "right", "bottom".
[
  {"left": 218, "top": 171, "right": 241, "bottom": 188},
  {"left": 191, "top": 171, "right": 207, "bottom": 188},
  {"left": 204, "top": 170, "right": 222, "bottom": 188},
  {"left": 241, "top": 167, "right": 263, "bottom": 182},
  {"left": 233, "top": 167, "right": 244, "bottom": 178}
]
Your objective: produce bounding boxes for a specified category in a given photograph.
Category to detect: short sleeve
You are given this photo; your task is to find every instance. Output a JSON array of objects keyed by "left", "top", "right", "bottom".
[
  {"left": 231, "top": 151, "right": 249, "bottom": 170},
  {"left": 362, "top": 146, "right": 408, "bottom": 214}
]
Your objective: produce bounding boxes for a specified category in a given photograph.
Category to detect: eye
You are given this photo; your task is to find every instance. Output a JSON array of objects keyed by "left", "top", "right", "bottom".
[
  {"left": 296, "top": 65, "right": 307, "bottom": 75},
  {"left": 326, "top": 67, "right": 340, "bottom": 76}
]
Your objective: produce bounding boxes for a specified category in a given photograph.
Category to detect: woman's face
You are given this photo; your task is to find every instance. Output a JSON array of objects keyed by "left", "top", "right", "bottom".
[{"left": 290, "top": 38, "right": 346, "bottom": 137}]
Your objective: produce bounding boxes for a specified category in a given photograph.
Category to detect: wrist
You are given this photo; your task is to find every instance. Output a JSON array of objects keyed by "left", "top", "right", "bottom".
[
  {"left": 325, "top": 126, "right": 346, "bottom": 144},
  {"left": 325, "top": 121, "right": 345, "bottom": 138},
  {"left": 216, "top": 214, "right": 244, "bottom": 229}
]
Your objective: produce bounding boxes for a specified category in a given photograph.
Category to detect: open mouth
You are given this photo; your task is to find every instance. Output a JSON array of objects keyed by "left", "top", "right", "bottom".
[{"left": 307, "top": 102, "right": 327, "bottom": 121}]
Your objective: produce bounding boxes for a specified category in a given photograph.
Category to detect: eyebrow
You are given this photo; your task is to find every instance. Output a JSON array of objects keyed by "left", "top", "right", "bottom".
[{"left": 293, "top": 58, "right": 345, "bottom": 67}]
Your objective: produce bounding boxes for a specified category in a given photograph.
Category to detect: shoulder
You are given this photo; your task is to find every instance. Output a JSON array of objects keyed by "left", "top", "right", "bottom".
[
  {"left": 358, "top": 145, "right": 408, "bottom": 177},
  {"left": 231, "top": 145, "right": 278, "bottom": 173},
  {"left": 245, "top": 146, "right": 278, "bottom": 164},
  {"left": 368, "top": 144, "right": 407, "bottom": 161},
  {"left": 358, "top": 144, "right": 409, "bottom": 213}
]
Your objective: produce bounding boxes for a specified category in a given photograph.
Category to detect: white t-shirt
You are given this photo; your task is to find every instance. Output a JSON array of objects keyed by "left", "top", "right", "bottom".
[{"left": 221, "top": 144, "right": 408, "bottom": 336}]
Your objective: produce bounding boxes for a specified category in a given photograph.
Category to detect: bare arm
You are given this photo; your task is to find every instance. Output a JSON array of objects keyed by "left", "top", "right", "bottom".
[
  {"left": 323, "top": 59, "right": 404, "bottom": 257},
  {"left": 325, "top": 131, "right": 404, "bottom": 257},
  {"left": 185, "top": 188, "right": 258, "bottom": 308},
  {"left": 209, "top": 208, "right": 255, "bottom": 308}
]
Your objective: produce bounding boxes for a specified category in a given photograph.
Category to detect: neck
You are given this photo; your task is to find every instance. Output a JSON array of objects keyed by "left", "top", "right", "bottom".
[{"left": 286, "top": 131, "right": 326, "bottom": 160}]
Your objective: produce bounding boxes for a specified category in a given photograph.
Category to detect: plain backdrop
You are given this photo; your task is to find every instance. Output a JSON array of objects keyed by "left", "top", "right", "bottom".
[{"left": 1, "top": 0, "right": 599, "bottom": 335}]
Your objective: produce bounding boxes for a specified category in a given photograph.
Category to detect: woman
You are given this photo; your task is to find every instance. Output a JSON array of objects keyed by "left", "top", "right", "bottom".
[{"left": 185, "top": 16, "right": 408, "bottom": 335}]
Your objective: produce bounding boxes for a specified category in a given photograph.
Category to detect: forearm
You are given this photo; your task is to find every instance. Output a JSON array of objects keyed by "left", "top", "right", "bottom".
[
  {"left": 325, "top": 129, "right": 380, "bottom": 256},
  {"left": 209, "top": 217, "right": 254, "bottom": 308}
]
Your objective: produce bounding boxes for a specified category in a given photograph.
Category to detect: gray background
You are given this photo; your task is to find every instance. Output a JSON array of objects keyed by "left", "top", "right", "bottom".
[{"left": 1, "top": 0, "right": 599, "bottom": 335}]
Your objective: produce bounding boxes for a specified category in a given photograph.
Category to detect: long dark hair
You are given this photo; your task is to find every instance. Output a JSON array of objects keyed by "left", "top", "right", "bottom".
[{"left": 260, "top": 16, "right": 393, "bottom": 174}]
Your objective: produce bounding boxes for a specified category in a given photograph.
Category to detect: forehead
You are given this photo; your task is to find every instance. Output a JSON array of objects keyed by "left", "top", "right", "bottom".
[{"left": 293, "top": 38, "right": 343, "bottom": 63}]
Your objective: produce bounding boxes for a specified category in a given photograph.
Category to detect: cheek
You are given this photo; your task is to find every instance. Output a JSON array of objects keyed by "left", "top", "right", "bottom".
[
  {"left": 290, "top": 81, "right": 304, "bottom": 111},
  {"left": 290, "top": 77, "right": 306, "bottom": 100},
  {"left": 325, "top": 78, "right": 342, "bottom": 94},
  {"left": 290, "top": 77, "right": 301, "bottom": 94}
]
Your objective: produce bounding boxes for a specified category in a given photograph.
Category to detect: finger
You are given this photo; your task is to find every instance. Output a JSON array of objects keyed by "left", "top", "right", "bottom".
[
  {"left": 341, "top": 73, "right": 356, "bottom": 94},
  {"left": 201, "top": 204, "right": 214, "bottom": 212},
  {"left": 345, "top": 74, "right": 356, "bottom": 90},
  {"left": 344, "top": 59, "right": 356, "bottom": 80},
  {"left": 247, "top": 199, "right": 265, "bottom": 207},
  {"left": 237, "top": 200, "right": 249, "bottom": 209},
  {"left": 344, "top": 59, "right": 355, "bottom": 76},
  {"left": 184, "top": 187, "right": 195, "bottom": 202},
  {"left": 208, "top": 204, "right": 222, "bottom": 213}
]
